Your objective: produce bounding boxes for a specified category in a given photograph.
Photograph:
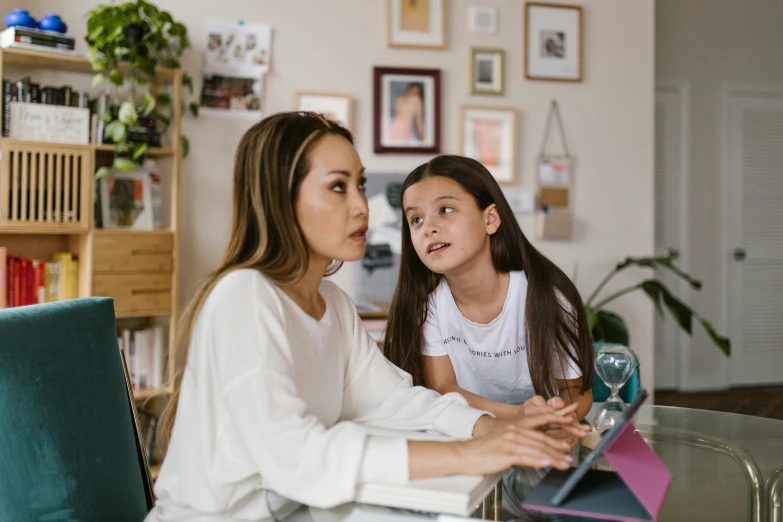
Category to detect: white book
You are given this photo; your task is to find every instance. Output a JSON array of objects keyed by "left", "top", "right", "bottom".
[{"left": 354, "top": 426, "right": 503, "bottom": 517}]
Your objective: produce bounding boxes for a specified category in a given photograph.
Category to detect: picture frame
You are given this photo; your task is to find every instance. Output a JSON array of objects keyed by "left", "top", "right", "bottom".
[
  {"left": 524, "top": 2, "right": 583, "bottom": 82},
  {"left": 470, "top": 47, "right": 504, "bottom": 95},
  {"left": 387, "top": 0, "right": 446, "bottom": 50},
  {"left": 373, "top": 66, "right": 441, "bottom": 154},
  {"left": 460, "top": 106, "right": 517, "bottom": 185},
  {"left": 468, "top": 6, "right": 498, "bottom": 34},
  {"left": 294, "top": 92, "right": 353, "bottom": 131},
  {"left": 99, "top": 170, "right": 155, "bottom": 230}
]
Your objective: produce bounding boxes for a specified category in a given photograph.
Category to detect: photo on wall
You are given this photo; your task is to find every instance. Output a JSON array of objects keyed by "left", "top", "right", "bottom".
[
  {"left": 470, "top": 47, "right": 504, "bottom": 95},
  {"left": 294, "top": 92, "right": 352, "bottom": 130},
  {"left": 524, "top": 2, "right": 583, "bottom": 82},
  {"left": 373, "top": 66, "right": 441, "bottom": 154},
  {"left": 460, "top": 106, "right": 517, "bottom": 185},
  {"left": 387, "top": 0, "right": 446, "bottom": 49}
]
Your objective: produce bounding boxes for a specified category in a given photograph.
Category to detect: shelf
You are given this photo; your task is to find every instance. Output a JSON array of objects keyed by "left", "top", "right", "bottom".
[
  {"left": 93, "top": 228, "right": 173, "bottom": 237},
  {"left": 134, "top": 386, "right": 172, "bottom": 401},
  {"left": 0, "top": 139, "right": 176, "bottom": 158},
  {"left": 0, "top": 224, "right": 88, "bottom": 235},
  {"left": 116, "top": 309, "right": 171, "bottom": 319},
  {"left": 95, "top": 145, "right": 176, "bottom": 157},
  {"left": 0, "top": 47, "right": 178, "bottom": 80}
]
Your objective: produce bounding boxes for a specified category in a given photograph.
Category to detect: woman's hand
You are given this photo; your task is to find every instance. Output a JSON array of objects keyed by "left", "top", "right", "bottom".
[{"left": 457, "top": 413, "right": 579, "bottom": 476}]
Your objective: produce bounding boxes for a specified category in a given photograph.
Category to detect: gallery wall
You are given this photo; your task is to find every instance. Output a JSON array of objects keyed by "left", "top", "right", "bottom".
[{"left": 20, "top": 0, "right": 656, "bottom": 391}]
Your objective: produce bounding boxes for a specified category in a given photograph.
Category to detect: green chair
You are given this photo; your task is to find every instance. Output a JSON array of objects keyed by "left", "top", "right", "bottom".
[
  {"left": 0, "top": 297, "right": 153, "bottom": 521},
  {"left": 591, "top": 342, "right": 641, "bottom": 404}
]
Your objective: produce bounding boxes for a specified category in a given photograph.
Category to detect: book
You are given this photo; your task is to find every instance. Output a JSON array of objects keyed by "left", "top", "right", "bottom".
[{"left": 354, "top": 426, "right": 503, "bottom": 517}]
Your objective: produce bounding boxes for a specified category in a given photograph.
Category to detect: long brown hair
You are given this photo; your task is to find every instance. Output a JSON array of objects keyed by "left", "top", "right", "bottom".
[
  {"left": 383, "top": 155, "right": 594, "bottom": 399},
  {"left": 157, "top": 112, "right": 353, "bottom": 447}
]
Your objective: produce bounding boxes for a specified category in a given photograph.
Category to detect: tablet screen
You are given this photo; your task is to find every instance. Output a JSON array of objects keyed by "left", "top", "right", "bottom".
[{"left": 550, "top": 388, "right": 649, "bottom": 506}]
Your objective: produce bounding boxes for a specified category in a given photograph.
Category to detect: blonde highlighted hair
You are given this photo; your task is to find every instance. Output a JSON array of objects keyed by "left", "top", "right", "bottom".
[{"left": 157, "top": 112, "right": 353, "bottom": 447}]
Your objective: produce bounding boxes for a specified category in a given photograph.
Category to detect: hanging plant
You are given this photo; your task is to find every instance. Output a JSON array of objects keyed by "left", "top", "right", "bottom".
[{"left": 84, "top": 0, "right": 199, "bottom": 178}]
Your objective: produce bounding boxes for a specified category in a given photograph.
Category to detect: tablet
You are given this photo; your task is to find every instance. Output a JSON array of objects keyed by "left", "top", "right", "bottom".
[{"left": 549, "top": 388, "right": 649, "bottom": 506}]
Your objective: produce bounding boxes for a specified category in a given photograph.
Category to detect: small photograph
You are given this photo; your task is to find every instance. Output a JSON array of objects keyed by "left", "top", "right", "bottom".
[
  {"left": 200, "top": 74, "right": 262, "bottom": 112},
  {"left": 295, "top": 92, "right": 352, "bottom": 130},
  {"left": 470, "top": 48, "right": 504, "bottom": 95},
  {"left": 540, "top": 30, "right": 566, "bottom": 58},
  {"left": 524, "top": 3, "right": 583, "bottom": 82},
  {"left": 374, "top": 66, "right": 441, "bottom": 153},
  {"left": 387, "top": 0, "right": 446, "bottom": 49},
  {"left": 461, "top": 106, "right": 517, "bottom": 184},
  {"left": 99, "top": 170, "right": 154, "bottom": 230}
]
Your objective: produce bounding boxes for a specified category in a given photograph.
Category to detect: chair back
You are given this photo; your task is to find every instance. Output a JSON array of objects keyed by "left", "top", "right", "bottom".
[{"left": 0, "top": 298, "right": 153, "bottom": 521}]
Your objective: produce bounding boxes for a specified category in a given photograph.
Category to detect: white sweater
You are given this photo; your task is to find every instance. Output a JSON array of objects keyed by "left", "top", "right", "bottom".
[{"left": 145, "top": 269, "right": 488, "bottom": 522}]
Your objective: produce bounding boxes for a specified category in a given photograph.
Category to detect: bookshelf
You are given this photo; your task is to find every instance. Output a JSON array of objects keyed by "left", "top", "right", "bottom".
[{"left": 0, "top": 47, "right": 182, "bottom": 410}]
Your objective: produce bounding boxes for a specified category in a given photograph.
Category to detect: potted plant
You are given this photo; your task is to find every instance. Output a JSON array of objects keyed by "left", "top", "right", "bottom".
[
  {"left": 85, "top": 0, "right": 199, "bottom": 178},
  {"left": 584, "top": 256, "right": 731, "bottom": 356}
]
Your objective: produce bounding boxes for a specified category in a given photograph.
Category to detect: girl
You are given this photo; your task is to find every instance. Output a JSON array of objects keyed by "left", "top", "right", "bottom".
[
  {"left": 384, "top": 155, "right": 595, "bottom": 434},
  {"left": 145, "top": 113, "right": 587, "bottom": 521}
]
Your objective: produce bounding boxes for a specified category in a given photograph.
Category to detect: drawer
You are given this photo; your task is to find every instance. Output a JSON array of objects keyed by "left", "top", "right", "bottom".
[
  {"left": 93, "top": 273, "right": 172, "bottom": 316},
  {"left": 93, "top": 232, "right": 173, "bottom": 272}
]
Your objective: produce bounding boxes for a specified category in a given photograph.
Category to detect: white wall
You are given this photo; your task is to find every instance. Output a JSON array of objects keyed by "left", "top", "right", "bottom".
[
  {"left": 656, "top": 0, "right": 783, "bottom": 389},
  {"left": 21, "top": 0, "right": 655, "bottom": 390}
]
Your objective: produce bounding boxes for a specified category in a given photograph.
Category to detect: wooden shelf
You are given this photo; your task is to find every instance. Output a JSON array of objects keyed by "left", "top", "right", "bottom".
[
  {"left": 0, "top": 139, "right": 176, "bottom": 158},
  {"left": 134, "top": 386, "right": 172, "bottom": 400},
  {"left": 0, "top": 47, "right": 177, "bottom": 80},
  {"left": 0, "top": 225, "right": 88, "bottom": 235},
  {"left": 94, "top": 145, "right": 176, "bottom": 157},
  {"left": 116, "top": 309, "right": 172, "bottom": 319}
]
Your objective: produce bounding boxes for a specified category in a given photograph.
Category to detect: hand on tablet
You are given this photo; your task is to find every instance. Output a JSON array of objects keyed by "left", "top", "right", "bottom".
[{"left": 459, "top": 412, "right": 577, "bottom": 475}]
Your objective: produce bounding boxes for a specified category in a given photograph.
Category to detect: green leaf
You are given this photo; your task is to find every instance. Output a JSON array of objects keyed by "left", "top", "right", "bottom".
[
  {"left": 95, "top": 166, "right": 112, "bottom": 180},
  {"left": 113, "top": 157, "right": 137, "bottom": 172},
  {"left": 169, "top": 22, "right": 186, "bottom": 37},
  {"left": 132, "top": 143, "right": 149, "bottom": 160},
  {"left": 105, "top": 120, "right": 127, "bottom": 143},
  {"left": 114, "top": 47, "right": 130, "bottom": 57},
  {"left": 164, "top": 58, "right": 180, "bottom": 69},
  {"left": 118, "top": 101, "right": 138, "bottom": 126},
  {"left": 155, "top": 93, "right": 172, "bottom": 106},
  {"left": 640, "top": 280, "right": 665, "bottom": 317},
  {"left": 91, "top": 59, "right": 108, "bottom": 72},
  {"left": 181, "top": 136, "right": 190, "bottom": 158},
  {"left": 86, "top": 46, "right": 99, "bottom": 62},
  {"left": 591, "top": 310, "right": 629, "bottom": 345},
  {"left": 159, "top": 11, "right": 173, "bottom": 23},
  {"left": 189, "top": 102, "right": 199, "bottom": 117},
  {"left": 112, "top": 26, "right": 124, "bottom": 39},
  {"left": 101, "top": 111, "right": 113, "bottom": 124},
  {"left": 182, "top": 73, "right": 194, "bottom": 95},
  {"left": 109, "top": 68, "right": 124, "bottom": 86},
  {"left": 615, "top": 256, "right": 702, "bottom": 290},
  {"left": 92, "top": 73, "right": 104, "bottom": 88},
  {"left": 88, "top": 26, "right": 105, "bottom": 41},
  {"left": 141, "top": 93, "right": 156, "bottom": 116},
  {"left": 699, "top": 317, "right": 731, "bottom": 356}
]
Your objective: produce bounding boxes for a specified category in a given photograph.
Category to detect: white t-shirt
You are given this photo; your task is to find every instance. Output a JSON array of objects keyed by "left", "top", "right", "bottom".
[
  {"left": 422, "top": 270, "right": 581, "bottom": 405},
  {"left": 146, "top": 269, "right": 487, "bottom": 522}
]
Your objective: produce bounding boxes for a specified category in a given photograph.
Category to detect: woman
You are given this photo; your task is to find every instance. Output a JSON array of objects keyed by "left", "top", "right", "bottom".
[{"left": 145, "top": 112, "right": 587, "bottom": 521}]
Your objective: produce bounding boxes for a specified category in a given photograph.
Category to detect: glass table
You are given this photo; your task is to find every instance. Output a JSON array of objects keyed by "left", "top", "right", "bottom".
[{"left": 162, "top": 405, "right": 783, "bottom": 522}]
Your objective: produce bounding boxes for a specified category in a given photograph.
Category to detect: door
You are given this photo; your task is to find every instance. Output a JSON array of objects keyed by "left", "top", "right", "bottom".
[
  {"left": 725, "top": 89, "right": 783, "bottom": 385},
  {"left": 654, "top": 83, "right": 689, "bottom": 390}
]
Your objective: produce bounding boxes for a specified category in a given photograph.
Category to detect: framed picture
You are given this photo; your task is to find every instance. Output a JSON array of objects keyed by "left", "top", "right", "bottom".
[
  {"left": 387, "top": 0, "right": 446, "bottom": 49},
  {"left": 470, "top": 47, "right": 504, "bottom": 95},
  {"left": 99, "top": 170, "right": 154, "bottom": 230},
  {"left": 468, "top": 6, "right": 498, "bottom": 34},
  {"left": 373, "top": 66, "right": 441, "bottom": 154},
  {"left": 524, "top": 2, "right": 583, "bottom": 82},
  {"left": 460, "top": 106, "right": 517, "bottom": 184},
  {"left": 295, "top": 92, "right": 352, "bottom": 130}
]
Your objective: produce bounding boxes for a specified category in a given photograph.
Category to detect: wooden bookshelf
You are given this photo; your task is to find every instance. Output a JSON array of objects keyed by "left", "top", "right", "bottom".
[{"left": 0, "top": 47, "right": 182, "bottom": 405}]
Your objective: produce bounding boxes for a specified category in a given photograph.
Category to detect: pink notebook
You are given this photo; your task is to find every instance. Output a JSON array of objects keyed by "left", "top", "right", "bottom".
[{"left": 522, "top": 390, "right": 672, "bottom": 521}]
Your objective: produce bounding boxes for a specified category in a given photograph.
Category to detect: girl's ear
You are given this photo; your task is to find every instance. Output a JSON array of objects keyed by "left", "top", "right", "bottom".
[{"left": 485, "top": 204, "right": 502, "bottom": 235}]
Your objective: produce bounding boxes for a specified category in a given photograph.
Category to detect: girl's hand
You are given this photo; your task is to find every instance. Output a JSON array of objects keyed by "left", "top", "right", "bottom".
[{"left": 457, "top": 413, "right": 576, "bottom": 475}]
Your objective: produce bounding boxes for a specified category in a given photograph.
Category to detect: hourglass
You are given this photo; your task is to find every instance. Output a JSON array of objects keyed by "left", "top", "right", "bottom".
[{"left": 593, "top": 345, "right": 636, "bottom": 432}]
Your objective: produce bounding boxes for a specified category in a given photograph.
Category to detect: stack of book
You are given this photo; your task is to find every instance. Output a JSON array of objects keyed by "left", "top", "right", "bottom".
[
  {"left": 0, "top": 248, "right": 78, "bottom": 308},
  {"left": 118, "top": 326, "right": 167, "bottom": 392}
]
